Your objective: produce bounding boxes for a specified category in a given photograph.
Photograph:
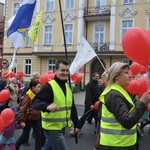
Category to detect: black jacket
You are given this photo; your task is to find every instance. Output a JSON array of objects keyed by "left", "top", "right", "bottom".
[
  {"left": 84, "top": 79, "right": 101, "bottom": 106},
  {"left": 0, "top": 80, "right": 7, "bottom": 91}
]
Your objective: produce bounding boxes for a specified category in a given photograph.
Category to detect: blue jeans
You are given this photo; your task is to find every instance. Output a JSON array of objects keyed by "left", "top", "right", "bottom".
[
  {"left": 43, "top": 128, "right": 68, "bottom": 150},
  {"left": 42, "top": 139, "right": 53, "bottom": 150}
]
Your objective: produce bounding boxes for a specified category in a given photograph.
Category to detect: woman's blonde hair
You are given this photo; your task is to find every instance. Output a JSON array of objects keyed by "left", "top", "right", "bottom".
[{"left": 107, "top": 62, "right": 129, "bottom": 85}]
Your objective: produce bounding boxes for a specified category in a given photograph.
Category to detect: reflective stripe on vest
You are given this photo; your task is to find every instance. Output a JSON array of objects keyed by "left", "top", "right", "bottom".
[
  {"left": 41, "top": 80, "right": 72, "bottom": 130},
  {"left": 99, "top": 84, "right": 137, "bottom": 147}
]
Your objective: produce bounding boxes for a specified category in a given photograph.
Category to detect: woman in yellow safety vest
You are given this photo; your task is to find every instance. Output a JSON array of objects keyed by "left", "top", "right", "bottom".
[{"left": 98, "top": 62, "right": 150, "bottom": 150}]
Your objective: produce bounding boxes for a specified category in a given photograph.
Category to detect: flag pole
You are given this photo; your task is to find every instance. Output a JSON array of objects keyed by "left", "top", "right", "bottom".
[
  {"left": 58, "top": 0, "right": 71, "bottom": 85},
  {"left": 96, "top": 56, "right": 106, "bottom": 71},
  {"left": 58, "top": 0, "right": 78, "bottom": 144},
  {"left": 58, "top": 0, "right": 68, "bottom": 61},
  {"left": 58, "top": 0, "right": 72, "bottom": 86},
  {"left": 16, "top": 47, "right": 20, "bottom": 53}
]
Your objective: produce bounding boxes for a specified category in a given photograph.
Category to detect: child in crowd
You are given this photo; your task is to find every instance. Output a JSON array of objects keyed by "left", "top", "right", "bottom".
[{"left": 0, "top": 106, "right": 21, "bottom": 150}]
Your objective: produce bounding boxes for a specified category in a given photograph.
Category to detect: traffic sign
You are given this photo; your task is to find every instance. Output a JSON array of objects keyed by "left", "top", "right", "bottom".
[{"left": 2, "top": 59, "right": 9, "bottom": 69}]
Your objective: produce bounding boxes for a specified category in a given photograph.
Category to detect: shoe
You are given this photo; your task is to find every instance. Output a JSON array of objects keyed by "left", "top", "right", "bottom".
[
  {"left": 140, "top": 133, "right": 145, "bottom": 138},
  {"left": 22, "top": 143, "right": 30, "bottom": 146},
  {"left": 70, "top": 130, "right": 75, "bottom": 135},
  {"left": 80, "top": 130, "right": 82, "bottom": 135},
  {"left": 69, "top": 130, "right": 82, "bottom": 136}
]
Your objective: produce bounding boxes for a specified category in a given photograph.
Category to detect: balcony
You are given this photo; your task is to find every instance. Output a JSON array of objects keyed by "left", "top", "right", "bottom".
[
  {"left": 90, "top": 42, "right": 126, "bottom": 56},
  {"left": 92, "top": 42, "right": 110, "bottom": 51},
  {"left": 84, "top": 6, "right": 111, "bottom": 21}
]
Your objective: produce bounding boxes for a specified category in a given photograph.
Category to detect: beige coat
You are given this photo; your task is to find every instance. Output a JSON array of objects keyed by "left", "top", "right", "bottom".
[{"left": 8, "top": 83, "right": 19, "bottom": 107}]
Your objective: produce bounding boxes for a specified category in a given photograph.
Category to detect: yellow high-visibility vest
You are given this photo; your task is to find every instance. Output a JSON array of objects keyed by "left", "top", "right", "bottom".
[
  {"left": 41, "top": 80, "right": 72, "bottom": 130},
  {"left": 100, "top": 84, "right": 137, "bottom": 147}
]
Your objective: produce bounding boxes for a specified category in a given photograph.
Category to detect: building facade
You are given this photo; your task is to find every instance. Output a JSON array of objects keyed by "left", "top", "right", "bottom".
[
  {"left": 2, "top": 0, "right": 150, "bottom": 87},
  {"left": 0, "top": 2, "right": 5, "bottom": 77}
]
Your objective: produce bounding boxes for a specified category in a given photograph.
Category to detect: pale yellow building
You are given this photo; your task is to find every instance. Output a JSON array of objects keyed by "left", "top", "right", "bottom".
[{"left": 2, "top": 0, "right": 150, "bottom": 88}]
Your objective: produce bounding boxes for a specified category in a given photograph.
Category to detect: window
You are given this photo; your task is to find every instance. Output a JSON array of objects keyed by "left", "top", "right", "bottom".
[
  {"left": 122, "top": 58, "right": 132, "bottom": 65},
  {"left": 95, "top": 0, "right": 106, "bottom": 14},
  {"left": 65, "top": 0, "right": 74, "bottom": 10},
  {"left": 25, "top": 36, "right": 31, "bottom": 47},
  {"left": 44, "top": 26, "right": 53, "bottom": 45},
  {"left": 122, "top": 20, "right": 133, "bottom": 36},
  {"left": 24, "top": 59, "right": 31, "bottom": 75},
  {"left": 96, "top": 0, "right": 106, "bottom": 7},
  {"left": 48, "top": 59, "right": 56, "bottom": 71},
  {"left": 46, "top": 0, "right": 54, "bottom": 12},
  {"left": 13, "top": 3, "right": 19, "bottom": 15},
  {"left": 123, "top": 0, "right": 134, "bottom": 4},
  {"left": 94, "top": 24, "right": 105, "bottom": 51},
  {"left": 64, "top": 24, "right": 73, "bottom": 44}
]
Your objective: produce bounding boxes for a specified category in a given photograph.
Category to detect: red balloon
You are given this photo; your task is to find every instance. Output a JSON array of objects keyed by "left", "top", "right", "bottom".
[
  {"left": 48, "top": 70, "right": 54, "bottom": 74},
  {"left": 126, "top": 80, "right": 140, "bottom": 94},
  {"left": 130, "top": 62, "right": 141, "bottom": 75},
  {"left": 0, "top": 117, "right": 4, "bottom": 133},
  {"left": 122, "top": 27, "right": 150, "bottom": 67},
  {"left": 73, "top": 75, "right": 82, "bottom": 83},
  {"left": 93, "top": 101, "right": 100, "bottom": 110},
  {"left": 48, "top": 73, "right": 55, "bottom": 80},
  {"left": 16, "top": 70, "right": 24, "bottom": 79},
  {"left": 71, "top": 73, "right": 77, "bottom": 81},
  {"left": 2, "top": 71, "right": 9, "bottom": 79},
  {"left": 140, "top": 66, "right": 147, "bottom": 75},
  {"left": 0, "top": 108, "right": 15, "bottom": 127},
  {"left": 40, "top": 73, "right": 49, "bottom": 85},
  {"left": 137, "top": 77, "right": 148, "bottom": 96},
  {"left": 75, "top": 75, "right": 82, "bottom": 82},
  {"left": 0, "top": 89, "right": 10, "bottom": 103},
  {"left": 9, "top": 71, "right": 15, "bottom": 78}
]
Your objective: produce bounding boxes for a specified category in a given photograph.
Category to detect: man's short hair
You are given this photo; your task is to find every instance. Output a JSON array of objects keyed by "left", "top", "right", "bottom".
[
  {"left": 55, "top": 60, "right": 70, "bottom": 70},
  {"left": 92, "top": 72, "right": 99, "bottom": 77}
]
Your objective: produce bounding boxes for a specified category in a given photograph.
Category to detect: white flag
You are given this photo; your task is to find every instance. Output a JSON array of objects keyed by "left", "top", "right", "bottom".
[
  {"left": 7, "top": 49, "right": 17, "bottom": 74},
  {"left": 7, "top": 16, "right": 25, "bottom": 48},
  {"left": 70, "top": 36, "right": 97, "bottom": 75}
]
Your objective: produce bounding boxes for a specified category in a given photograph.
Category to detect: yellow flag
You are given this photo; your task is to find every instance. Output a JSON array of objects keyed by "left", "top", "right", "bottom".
[{"left": 28, "top": 11, "right": 43, "bottom": 46}]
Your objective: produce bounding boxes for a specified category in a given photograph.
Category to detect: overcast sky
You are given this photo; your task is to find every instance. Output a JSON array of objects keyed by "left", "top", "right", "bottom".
[{"left": 0, "top": 0, "right": 5, "bottom": 4}]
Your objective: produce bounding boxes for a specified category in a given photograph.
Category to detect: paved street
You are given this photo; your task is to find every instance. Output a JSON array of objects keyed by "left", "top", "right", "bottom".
[{"left": 4, "top": 91, "right": 150, "bottom": 150}]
